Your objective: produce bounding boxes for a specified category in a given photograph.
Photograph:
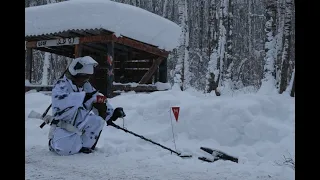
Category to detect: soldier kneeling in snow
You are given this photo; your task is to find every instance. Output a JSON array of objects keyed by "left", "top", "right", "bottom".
[{"left": 48, "top": 56, "right": 125, "bottom": 155}]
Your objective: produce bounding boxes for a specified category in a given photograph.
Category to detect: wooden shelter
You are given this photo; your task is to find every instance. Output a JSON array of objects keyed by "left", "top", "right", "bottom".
[
  {"left": 25, "top": 29, "right": 169, "bottom": 97},
  {"left": 25, "top": 0, "right": 181, "bottom": 97}
]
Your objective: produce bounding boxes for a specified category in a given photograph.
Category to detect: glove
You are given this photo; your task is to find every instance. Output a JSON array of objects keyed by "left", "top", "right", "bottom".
[
  {"left": 83, "top": 91, "right": 107, "bottom": 110},
  {"left": 93, "top": 103, "right": 107, "bottom": 120},
  {"left": 109, "top": 107, "right": 126, "bottom": 121},
  {"left": 83, "top": 91, "right": 98, "bottom": 103},
  {"left": 92, "top": 94, "right": 107, "bottom": 119},
  {"left": 96, "top": 94, "right": 107, "bottom": 104}
]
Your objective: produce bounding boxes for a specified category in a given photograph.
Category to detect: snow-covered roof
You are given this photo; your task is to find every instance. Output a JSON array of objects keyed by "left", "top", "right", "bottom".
[{"left": 25, "top": 0, "right": 182, "bottom": 51}]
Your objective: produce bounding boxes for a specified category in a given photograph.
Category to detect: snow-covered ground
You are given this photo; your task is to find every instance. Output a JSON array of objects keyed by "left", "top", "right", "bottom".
[{"left": 25, "top": 89, "right": 295, "bottom": 180}]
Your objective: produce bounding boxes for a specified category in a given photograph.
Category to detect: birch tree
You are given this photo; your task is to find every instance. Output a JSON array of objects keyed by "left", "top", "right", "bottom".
[
  {"left": 223, "top": 0, "right": 234, "bottom": 89},
  {"left": 188, "top": 0, "right": 209, "bottom": 91},
  {"left": 217, "top": 0, "right": 227, "bottom": 88},
  {"left": 173, "top": 0, "right": 189, "bottom": 90},
  {"left": 162, "top": 0, "right": 168, "bottom": 18},
  {"left": 260, "top": 0, "right": 277, "bottom": 91},
  {"left": 206, "top": 0, "right": 220, "bottom": 95},
  {"left": 41, "top": 52, "right": 50, "bottom": 85}
]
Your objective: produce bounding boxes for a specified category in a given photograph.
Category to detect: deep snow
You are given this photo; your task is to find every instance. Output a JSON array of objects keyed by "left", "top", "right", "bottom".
[{"left": 25, "top": 89, "right": 294, "bottom": 180}]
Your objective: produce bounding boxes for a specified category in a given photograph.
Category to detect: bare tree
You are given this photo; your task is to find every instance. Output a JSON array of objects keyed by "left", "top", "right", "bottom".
[
  {"left": 206, "top": 0, "right": 220, "bottom": 95},
  {"left": 279, "top": 0, "right": 293, "bottom": 94},
  {"left": 173, "top": 0, "right": 190, "bottom": 90},
  {"left": 260, "top": 0, "right": 277, "bottom": 91},
  {"left": 274, "top": 153, "right": 295, "bottom": 171}
]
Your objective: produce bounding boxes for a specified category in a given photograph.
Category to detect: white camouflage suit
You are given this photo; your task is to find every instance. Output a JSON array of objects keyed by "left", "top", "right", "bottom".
[{"left": 49, "top": 75, "right": 114, "bottom": 155}]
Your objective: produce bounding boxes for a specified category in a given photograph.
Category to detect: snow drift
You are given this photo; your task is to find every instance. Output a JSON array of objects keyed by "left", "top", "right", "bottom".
[{"left": 25, "top": 90, "right": 294, "bottom": 180}]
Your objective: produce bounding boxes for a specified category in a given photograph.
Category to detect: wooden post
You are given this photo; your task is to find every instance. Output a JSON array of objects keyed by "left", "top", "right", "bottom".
[
  {"left": 74, "top": 44, "right": 82, "bottom": 58},
  {"left": 26, "top": 48, "right": 33, "bottom": 83},
  {"left": 153, "top": 58, "right": 159, "bottom": 84},
  {"left": 139, "top": 57, "right": 164, "bottom": 84},
  {"left": 119, "top": 53, "right": 127, "bottom": 83},
  {"left": 106, "top": 41, "right": 114, "bottom": 97},
  {"left": 125, "top": 50, "right": 133, "bottom": 83},
  {"left": 159, "top": 58, "right": 167, "bottom": 83}
]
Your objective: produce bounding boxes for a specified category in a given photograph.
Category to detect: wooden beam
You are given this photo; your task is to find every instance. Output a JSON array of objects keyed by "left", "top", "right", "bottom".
[
  {"left": 26, "top": 48, "right": 33, "bottom": 83},
  {"left": 113, "top": 49, "right": 128, "bottom": 56},
  {"left": 84, "top": 43, "right": 108, "bottom": 52},
  {"left": 112, "top": 84, "right": 158, "bottom": 92},
  {"left": 139, "top": 57, "right": 164, "bottom": 84},
  {"left": 114, "top": 62, "right": 151, "bottom": 69},
  {"left": 132, "top": 53, "right": 159, "bottom": 60},
  {"left": 80, "top": 35, "right": 169, "bottom": 57},
  {"left": 26, "top": 34, "right": 170, "bottom": 57},
  {"left": 26, "top": 37, "right": 80, "bottom": 48},
  {"left": 106, "top": 42, "right": 115, "bottom": 97},
  {"left": 34, "top": 47, "right": 74, "bottom": 58},
  {"left": 80, "top": 35, "right": 113, "bottom": 44},
  {"left": 154, "top": 66, "right": 159, "bottom": 84},
  {"left": 115, "top": 68, "right": 149, "bottom": 70},
  {"left": 51, "top": 45, "right": 74, "bottom": 53},
  {"left": 81, "top": 44, "right": 107, "bottom": 55},
  {"left": 74, "top": 44, "right": 83, "bottom": 58},
  {"left": 116, "top": 36, "right": 169, "bottom": 58},
  {"left": 114, "top": 43, "right": 129, "bottom": 52},
  {"left": 26, "top": 41, "right": 37, "bottom": 48}
]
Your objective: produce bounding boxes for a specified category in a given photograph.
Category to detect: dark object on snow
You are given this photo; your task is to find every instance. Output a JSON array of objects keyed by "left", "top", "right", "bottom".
[
  {"left": 198, "top": 147, "right": 238, "bottom": 163},
  {"left": 107, "top": 121, "right": 192, "bottom": 159},
  {"left": 79, "top": 147, "right": 93, "bottom": 154},
  {"left": 198, "top": 156, "right": 216, "bottom": 162}
]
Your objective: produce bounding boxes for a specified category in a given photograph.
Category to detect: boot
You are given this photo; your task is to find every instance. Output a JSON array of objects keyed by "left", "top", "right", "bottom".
[{"left": 79, "top": 147, "right": 93, "bottom": 154}]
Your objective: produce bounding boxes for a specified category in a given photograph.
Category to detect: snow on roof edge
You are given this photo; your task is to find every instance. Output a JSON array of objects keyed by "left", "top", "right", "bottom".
[{"left": 25, "top": 0, "right": 182, "bottom": 51}]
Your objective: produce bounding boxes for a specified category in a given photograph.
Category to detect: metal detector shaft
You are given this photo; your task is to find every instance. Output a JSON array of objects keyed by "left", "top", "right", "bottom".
[
  {"left": 39, "top": 104, "right": 52, "bottom": 128},
  {"left": 108, "top": 122, "right": 181, "bottom": 156}
]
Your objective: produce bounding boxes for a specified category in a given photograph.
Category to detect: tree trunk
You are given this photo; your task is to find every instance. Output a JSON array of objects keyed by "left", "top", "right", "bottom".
[
  {"left": 279, "top": 0, "right": 293, "bottom": 94},
  {"left": 205, "top": 0, "right": 220, "bottom": 95},
  {"left": 218, "top": 0, "right": 227, "bottom": 88},
  {"left": 183, "top": 0, "right": 190, "bottom": 90},
  {"left": 290, "top": 72, "right": 294, "bottom": 97},
  {"left": 224, "top": 0, "right": 233, "bottom": 85},
  {"left": 260, "top": 0, "right": 277, "bottom": 92},
  {"left": 41, "top": 52, "right": 50, "bottom": 85},
  {"left": 162, "top": 0, "right": 168, "bottom": 17},
  {"left": 174, "top": 0, "right": 189, "bottom": 91}
]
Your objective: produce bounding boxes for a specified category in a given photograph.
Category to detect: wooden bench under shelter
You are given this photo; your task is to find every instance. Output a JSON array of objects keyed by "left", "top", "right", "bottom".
[{"left": 25, "top": 0, "right": 181, "bottom": 97}]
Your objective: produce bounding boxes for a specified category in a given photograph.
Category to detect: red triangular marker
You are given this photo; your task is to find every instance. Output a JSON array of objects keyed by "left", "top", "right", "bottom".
[{"left": 171, "top": 107, "right": 180, "bottom": 122}]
